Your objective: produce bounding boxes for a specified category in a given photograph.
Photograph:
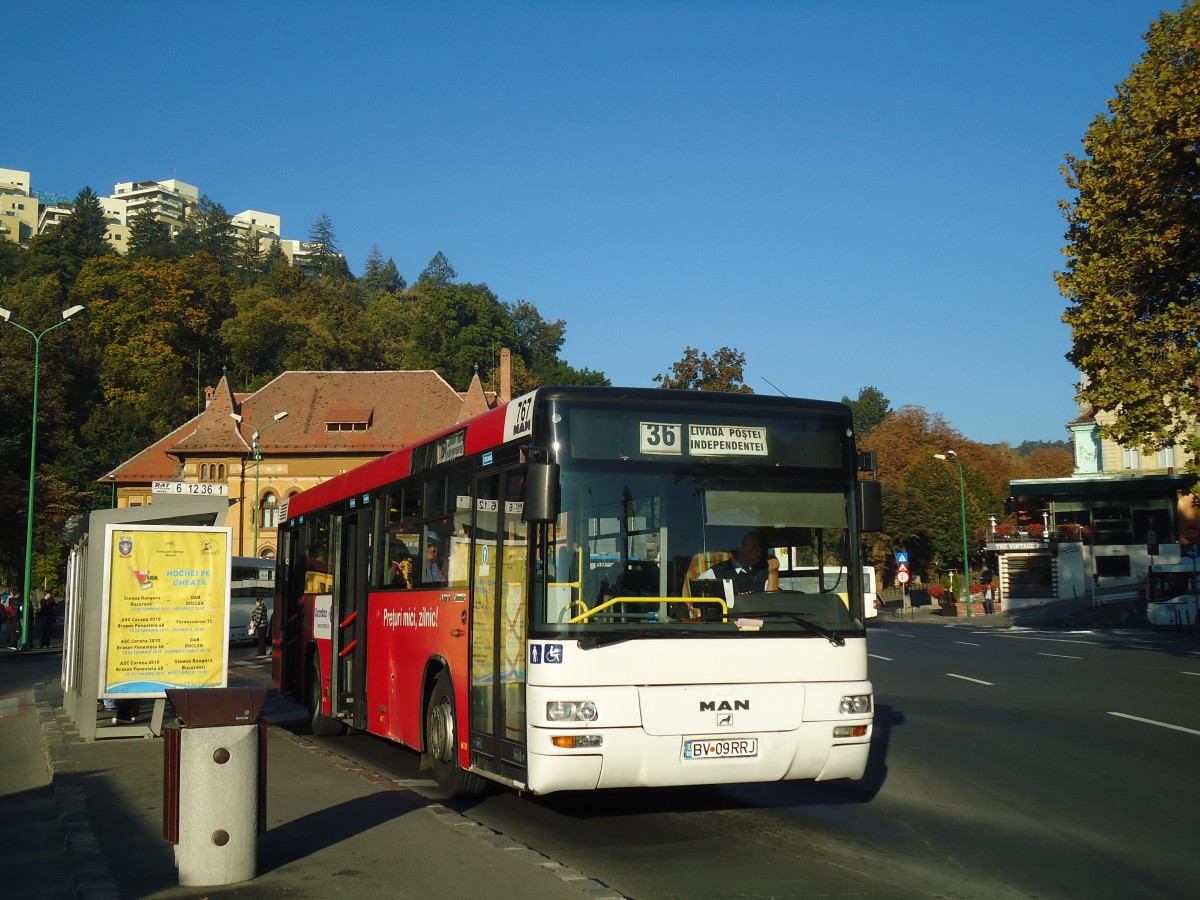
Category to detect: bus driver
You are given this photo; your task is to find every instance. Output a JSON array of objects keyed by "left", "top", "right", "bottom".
[{"left": 699, "top": 532, "right": 780, "bottom": 595}]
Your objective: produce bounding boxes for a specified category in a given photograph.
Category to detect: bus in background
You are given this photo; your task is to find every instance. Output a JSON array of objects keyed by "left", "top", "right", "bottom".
[
  {"left": 781, "top": 564, "right": 877, "bottom": 619},
  {"left": 229, "top": 556, "right": 274, "bottom": 643},
  {"left": 275, "top": 386, "right": 881, "bottom": 796}
]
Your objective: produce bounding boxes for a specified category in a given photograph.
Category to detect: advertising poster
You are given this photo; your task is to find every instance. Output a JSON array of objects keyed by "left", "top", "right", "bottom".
[{"left": 100, "top": 525, "right": 232, "bottom": 696}]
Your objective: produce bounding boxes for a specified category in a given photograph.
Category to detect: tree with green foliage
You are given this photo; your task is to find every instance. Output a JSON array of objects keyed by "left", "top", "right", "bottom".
[
  {"left": 126, "top": 208, "right": 173, "bottom": 261},
  {"left": 361, "top": 245, "right": 405, "bottom": 297},
  {"left": 261, "top": 239, "right": 287, "bottom": 273},
  {"left": 654, "top": 347, "right": 753, "bottom": 392},
  {"left": 175, "top": 196, "right": 237, "bottom": 277},
  {"left": 73, "top": 254, "right": 235, "bottom": 440},
  {"left": 0, "top": 237, "right": 24, "bottom": 285},
  {"left": 842, "top": 386, "right": 892, "bottom": 435},
  {"left": 503, "top": 299, "right": 609, "bottom": 390},
  {"left": 21, "top": 186, "right": 111, "bottom": 284},
  {"left": 1058, "top": 1, "right": 1200, "bottom": 469},
  {"left": 232, "top": 225, "right": 263, "bottom": 285},
  {"left": 303, "top": 214, "right": 352, "bottom": 279},
  {"left": 418, "top": 250, "right": 457, "bottom": 287}
]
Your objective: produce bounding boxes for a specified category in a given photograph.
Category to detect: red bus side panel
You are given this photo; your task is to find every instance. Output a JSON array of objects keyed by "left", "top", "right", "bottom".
[{"left": 364, "top": 589, "right": 471, "bottom": 749}]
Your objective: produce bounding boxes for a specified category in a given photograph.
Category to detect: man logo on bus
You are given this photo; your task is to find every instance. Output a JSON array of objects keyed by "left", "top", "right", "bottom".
[{"left": 700, "top": 700, "right": 749, "bottom": 712}]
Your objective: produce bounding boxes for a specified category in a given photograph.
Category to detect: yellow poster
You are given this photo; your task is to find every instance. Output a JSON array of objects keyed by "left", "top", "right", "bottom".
[{"left": 101, "top": 525, "right": 231, "bottom": 695}]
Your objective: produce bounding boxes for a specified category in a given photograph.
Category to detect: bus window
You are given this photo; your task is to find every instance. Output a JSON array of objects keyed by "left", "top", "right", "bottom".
[
  {"left": 378, "top": 488, "right": 422, "bottom": 588},
  {"left": 305, "top": 514, "right": 333, "bottom": 593},
  {"left": 422, "top": 521, "right": 450, "bottom": 587}
]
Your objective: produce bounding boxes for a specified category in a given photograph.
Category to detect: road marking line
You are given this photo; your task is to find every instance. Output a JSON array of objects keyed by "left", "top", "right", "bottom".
[
  {"left": 954, "top": 641, "right": 981, "bottom": 647},
  {"left": 1038, "top": 652, "right": 1083, "bottom": 659},
  {"left": 992, "top": 634, "right": 1099, "bottom": 646},
  {"left": 1107, "top": 712, "right": 1200, "bottom": 737},
  {"left": 946, "top": 673, "right": 994, "bottom": 686},
  {"left": 1183, "top": 671, "right": 1200, "bottom": 677},
  {"left": 868, "top": 653, "right": 893, "bottom": 661}
]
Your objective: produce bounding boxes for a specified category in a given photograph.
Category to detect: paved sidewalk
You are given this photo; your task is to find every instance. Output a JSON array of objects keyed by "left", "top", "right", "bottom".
[{"left": 33, "top": 680, "right": 622, "bottom": 899}]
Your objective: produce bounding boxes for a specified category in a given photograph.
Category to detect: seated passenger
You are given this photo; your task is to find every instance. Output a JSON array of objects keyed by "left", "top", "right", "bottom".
[
  {"left": 423, "top": 532, "right": 446, "bottom": 586},
  {"left": 698, "top": 532, "right": 779, "bottom": 595}
]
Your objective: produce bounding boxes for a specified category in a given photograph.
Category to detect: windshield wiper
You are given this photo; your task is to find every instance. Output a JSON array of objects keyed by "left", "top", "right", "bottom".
[{"left": 735, "top": 610, "right": 846, "bottom": 646}]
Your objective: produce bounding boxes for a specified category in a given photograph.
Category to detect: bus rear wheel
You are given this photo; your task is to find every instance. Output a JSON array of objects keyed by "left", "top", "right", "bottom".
[
  {"left": 308, "top": 657, "right": 344, "bottom": 737},
  {"left": 425, "top": 673, "right": 485, "bottom": 797}
]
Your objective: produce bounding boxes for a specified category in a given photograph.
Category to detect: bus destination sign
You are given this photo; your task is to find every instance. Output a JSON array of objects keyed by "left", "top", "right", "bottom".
[
  {"left": 639, "top": 423, "right": 769, "bottom": 457},
  {"left": 152, "top": 481, "right": 229, "bottom": 497}
]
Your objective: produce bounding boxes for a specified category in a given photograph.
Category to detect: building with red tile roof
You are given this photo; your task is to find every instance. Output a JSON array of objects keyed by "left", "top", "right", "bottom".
[{"left": 103, "top": 360, "right": 509, "bottom": 558}]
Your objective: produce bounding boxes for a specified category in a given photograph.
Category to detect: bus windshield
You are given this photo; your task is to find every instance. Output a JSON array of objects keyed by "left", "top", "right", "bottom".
[{"left": 532, "top": 402, "right": 865, "bottom": 638}]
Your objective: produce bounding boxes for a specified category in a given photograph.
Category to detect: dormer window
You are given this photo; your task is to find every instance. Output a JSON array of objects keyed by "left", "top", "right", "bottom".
[{"left": 326, "top": 405, "right": 372, "bottom": 432}]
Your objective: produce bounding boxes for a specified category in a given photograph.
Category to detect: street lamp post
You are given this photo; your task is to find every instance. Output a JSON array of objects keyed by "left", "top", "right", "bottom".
[
  {"left": 231, "top": 410, "right": 288, "bottom": 557},
  {"left": 934, "top": 450, "right": 971, "bottom": 618},
  {"left": 0, "top": 304, "right": 85, "bottom": 649}
]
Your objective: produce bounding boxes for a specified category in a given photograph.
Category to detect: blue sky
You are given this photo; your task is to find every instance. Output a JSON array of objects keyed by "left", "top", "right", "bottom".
[{"left": 9, "top": 1, "right": 1176, "bottom": 445}]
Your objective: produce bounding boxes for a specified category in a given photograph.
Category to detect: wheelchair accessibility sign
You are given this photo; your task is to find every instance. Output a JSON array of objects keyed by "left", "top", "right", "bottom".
[{"left": 529, "top": 643, "right": 564, "bottom": 664}]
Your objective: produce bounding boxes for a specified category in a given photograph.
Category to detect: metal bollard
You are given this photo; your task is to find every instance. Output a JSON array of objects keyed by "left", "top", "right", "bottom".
[{"left": 163, "top": 688, "right": 267, "bottom": 887}]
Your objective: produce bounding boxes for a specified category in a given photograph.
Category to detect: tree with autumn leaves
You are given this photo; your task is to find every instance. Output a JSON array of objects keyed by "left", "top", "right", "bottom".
[
  {"left": 1059, "top": 1, "right": 1200, "bottom": 472},
  {"left": 859, "top": 407, "right": 1072, "bottom": 588}
]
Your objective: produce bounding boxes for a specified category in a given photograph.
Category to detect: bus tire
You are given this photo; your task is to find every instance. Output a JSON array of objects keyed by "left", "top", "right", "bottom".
[
  {"left": 425, "top": 673, "right": 485, "bottom": 797},
  {"left": 308, "top": 657, "right": 343, "bottom": 737}
]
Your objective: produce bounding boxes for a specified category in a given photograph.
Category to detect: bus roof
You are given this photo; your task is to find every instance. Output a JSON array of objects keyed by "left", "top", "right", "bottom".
[{"left": 282, "top": 386, "right": 853, "bottom": 522}]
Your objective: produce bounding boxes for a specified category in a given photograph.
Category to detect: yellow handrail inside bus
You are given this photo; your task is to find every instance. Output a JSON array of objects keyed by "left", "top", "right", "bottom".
[
  {"left": 547, "top": 547, "right": 584, "bottom": 593},
  {"left": 566, "top": 596, "right": 728, "bottom": 624}
]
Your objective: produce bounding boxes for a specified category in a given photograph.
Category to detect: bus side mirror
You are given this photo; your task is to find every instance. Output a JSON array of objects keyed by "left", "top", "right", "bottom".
[
  {"left": 523, "top": 461, "right": 560, "bottom": 523},
  {"left": 858, "top": 480, "right": 882, "bottom": 532}
]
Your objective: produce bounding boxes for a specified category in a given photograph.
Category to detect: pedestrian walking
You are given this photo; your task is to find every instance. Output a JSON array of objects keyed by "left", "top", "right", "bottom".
[
  {"left": 250, "top": 597, "right": 270, "bottom": 658},
  {"left": 5, "top": 590, "right": 21, "bottom": 649},
  {"left": 38, "top": 591, "right": 56, "bottom": 649}
]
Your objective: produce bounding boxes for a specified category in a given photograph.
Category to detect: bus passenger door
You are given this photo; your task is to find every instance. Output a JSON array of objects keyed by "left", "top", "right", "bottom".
[
  {"left": 469, "top": 468, "right": 529, "bottom": 783},
  {"left": 332, "top": 508, "right": 370, "bottom": 731},
  {"left": 278, "top": 528, "right": 305, "bottom": 699}
]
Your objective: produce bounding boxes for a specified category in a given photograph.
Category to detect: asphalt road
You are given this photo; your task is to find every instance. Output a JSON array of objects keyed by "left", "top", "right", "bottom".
[{"left": 292, "top": 621, "right": 1200, "bottom": 899}]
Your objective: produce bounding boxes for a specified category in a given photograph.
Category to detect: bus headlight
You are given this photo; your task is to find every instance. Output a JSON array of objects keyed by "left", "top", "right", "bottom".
[
  {"left": 551, "top": 734, "right": 604, "bottom": 748},
  {"left": 546, "top": 700, "right": 599, "bottom": 722},
  {"left": 839, "top": 694, "right": 872, "bottom": 715}
]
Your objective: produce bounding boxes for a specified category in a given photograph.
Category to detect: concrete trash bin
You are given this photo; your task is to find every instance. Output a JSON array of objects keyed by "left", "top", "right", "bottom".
[{"left": 163, "top": 687, "right": 268, "bottom": 886}]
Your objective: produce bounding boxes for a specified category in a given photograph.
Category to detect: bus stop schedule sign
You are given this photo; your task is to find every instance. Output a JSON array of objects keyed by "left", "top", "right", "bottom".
[{"left": 99, "top": 525, "right": 232, "bottom": 696}]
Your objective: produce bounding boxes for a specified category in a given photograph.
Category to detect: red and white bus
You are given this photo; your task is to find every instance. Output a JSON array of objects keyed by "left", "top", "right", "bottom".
[{"left": 274, "top": 386, "right": 880, "bottom": 796}]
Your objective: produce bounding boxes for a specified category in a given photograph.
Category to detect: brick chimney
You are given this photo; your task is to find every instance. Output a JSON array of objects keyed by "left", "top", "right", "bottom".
[{"left": 500, "top": 348, "right": 512, "bottom": 404}]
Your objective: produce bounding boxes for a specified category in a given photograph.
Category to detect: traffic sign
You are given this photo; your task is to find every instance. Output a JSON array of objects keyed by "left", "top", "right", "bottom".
[
  {"left": 896, "top": 551, "right": 909, "bottom": 564},
  {"left": 896, "top": 569, "right": 911, "bottom": 584},
  {"left": 1184, "top": 542, "right": 1200, "bottom": 561}
]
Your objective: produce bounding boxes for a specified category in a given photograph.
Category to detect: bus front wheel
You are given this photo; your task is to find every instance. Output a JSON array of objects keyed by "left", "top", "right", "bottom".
[
  {"left": 425, "top": 673, "right": 485, "bottom": 797},
  {"left": 308, "top": 657, "right": 343, "bottom": 737}
]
